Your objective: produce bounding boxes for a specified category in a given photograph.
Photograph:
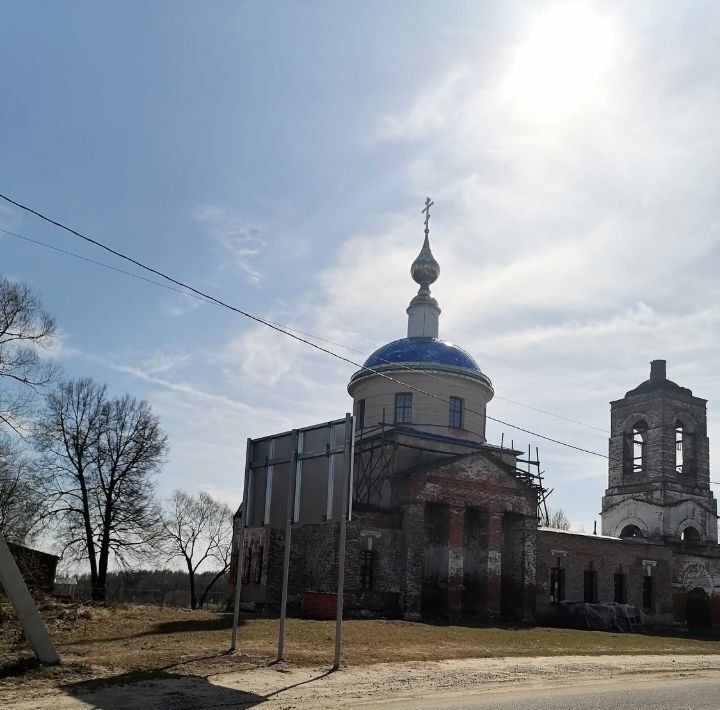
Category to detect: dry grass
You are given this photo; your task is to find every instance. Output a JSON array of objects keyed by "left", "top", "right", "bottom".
[{"left": 1, "top": 601, "right": 719, "bottom": 692}]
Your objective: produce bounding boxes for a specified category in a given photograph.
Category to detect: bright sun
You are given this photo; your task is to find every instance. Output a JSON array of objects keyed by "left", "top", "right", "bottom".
[{"left": 504, "top": 4, "right": 617, "bottom": 116}]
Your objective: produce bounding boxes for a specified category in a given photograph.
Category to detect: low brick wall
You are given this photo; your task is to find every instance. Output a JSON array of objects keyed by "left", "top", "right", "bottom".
[
  {"left": 7, "top": 542, "right": 59, "bottom": 593},
  {"left": 301, "top": 591, "right": 337, "bottom": 620},
  {"left": 536, "top": 529, "right": 674, "bottom": 624}
]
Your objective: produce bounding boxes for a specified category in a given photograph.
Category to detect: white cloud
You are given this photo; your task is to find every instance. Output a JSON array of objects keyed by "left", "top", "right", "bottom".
[
  {"left": 195, "top": 205, "right": 267, "bottom": 283},
  {"left": 167, "top": 292, "right": 207, "bottom": 318},
  {"left": 220, "top": 325, "right": 304, "bottom": 386},
  {"left": 248, "top": 6, "right": 720, "bottom": 525},
  {"left": 59, "top": 2, "right": 720, "bottom": 527},
  {"left": 373, "top": 64, "right": 473, "bottom": 142},
  {"left": 132, "top": 351, "right": 192, "bottom": 376}
]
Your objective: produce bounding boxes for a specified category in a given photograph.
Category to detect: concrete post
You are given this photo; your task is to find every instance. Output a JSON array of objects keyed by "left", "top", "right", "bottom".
[{"left": 0, "top": 534, "right": 59, "bottom": 665}]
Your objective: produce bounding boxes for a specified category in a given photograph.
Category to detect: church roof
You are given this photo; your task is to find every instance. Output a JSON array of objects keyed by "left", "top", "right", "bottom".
[
  {"left": 624, "top": 360, "right": 694, "bottom": 398},
  {"left": 625, "top": 377, "right": 692, "bottom": 398},
  {"left": 363, "top": 337, "right": 483, "bottom": 373}
]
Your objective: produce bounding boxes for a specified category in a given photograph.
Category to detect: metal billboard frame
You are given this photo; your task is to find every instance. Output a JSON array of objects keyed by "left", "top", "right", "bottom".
[{"left": 231, "top": 413, "right": 355, "bottom": 670}]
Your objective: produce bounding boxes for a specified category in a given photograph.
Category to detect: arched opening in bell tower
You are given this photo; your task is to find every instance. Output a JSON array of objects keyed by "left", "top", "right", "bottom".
[
  {"left": 675, "top": 422, "right": 684, "bottom": 472},
  {"left": 681, "top": 526, "right": 701, "bottom": 543},
  {"left": 624, "top": 420, "right": 648, "bottom": 475},
  {"left": 619, "top": 524, "right": 644, "bottom": 538},
  {"left": 675, "top": 419, "right": 695, "bottom": 476}
]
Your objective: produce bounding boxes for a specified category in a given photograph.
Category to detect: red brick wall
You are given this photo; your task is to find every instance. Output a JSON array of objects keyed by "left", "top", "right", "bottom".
[{"left": 536, "top": 529, "right": 674, "bottom": 624}]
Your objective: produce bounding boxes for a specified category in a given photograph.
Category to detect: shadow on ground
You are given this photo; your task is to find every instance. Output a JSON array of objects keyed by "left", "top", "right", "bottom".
[
  {"left": 62, "top": 613, "right": 246, "bottom": 647},
  {"left": 62, "top": 669, "right": 266, "bottom": 709},
  {"left": 137, "top": 614, "right": 239, "bottom": 636},
  {"left": 61, "top": 661, "right": 335, "bottom": 710}
]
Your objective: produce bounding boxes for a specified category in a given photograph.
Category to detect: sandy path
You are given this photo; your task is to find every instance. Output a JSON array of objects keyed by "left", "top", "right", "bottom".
[{"left": 4, "top": 654, "right": 720, "bottom": 709}]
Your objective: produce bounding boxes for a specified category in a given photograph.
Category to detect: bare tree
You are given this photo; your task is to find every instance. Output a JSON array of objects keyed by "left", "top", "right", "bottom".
[
  {"left": 197, "top": 522, "right": 233, "bottom": 610},
  {"left": 0, "top": 277, "right": 57, "bottom": 435},
  {"left": 0, "top": 437, "right": 47, "bottom": 544},
  {"left": 162, "top": 490, "right": 233, "bottom": 610},
  {"left": 547, "top": 507, "right": 571, "bottom": 530},
  {"left": 0, "top": 277, "right": 56, "bottom": 545},
  {"left": 35, "top": 378, "right": 168, "bottom": 601}
]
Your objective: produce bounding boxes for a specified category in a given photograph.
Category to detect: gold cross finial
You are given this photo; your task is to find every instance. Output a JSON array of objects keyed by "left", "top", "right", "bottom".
[{"left": 422, "top": 196, "right": 434, "bottom": 237}]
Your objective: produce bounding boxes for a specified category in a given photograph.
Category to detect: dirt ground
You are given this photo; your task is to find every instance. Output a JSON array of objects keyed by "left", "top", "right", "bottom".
[
  {"left": 2, "top": 602, "right": 720, "bottom": 707},
  {"left": 4, "top": 654, "right": 720, "bottom": 709}
]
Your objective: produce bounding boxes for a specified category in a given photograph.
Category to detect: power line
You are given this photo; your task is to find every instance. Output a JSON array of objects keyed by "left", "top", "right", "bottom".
[
  {"left": 1, "top": 193, "right": 609, "bottom": 459},
  {"left": 17, "top": 217, "right": 716, "bottom": 458},
  {"left": 1, "top": 227, "right": 496, "bottom": 443},
  {"left": 3, "top": 227, "right": 387, "bottom": 359},
  {"left": 6, "top": 228, "right": 540, "bottom": 448},
  {"left": 7, "top": 225, "right": 514, "bottom": 447},
  {"left": 6, "top": 197, "right": 720, "bottom": 486},
  {"left": 0, "top": 228, "right": 218, "bottom": 306},
  {"left": 0, "top": 193, "right": 699, "bottom": 465},
  {"left": 492, "top": 396, "right": 607, "bottom": 433},
  {"left": 1, "top": 224, "right": 611, "bottom": 435}
]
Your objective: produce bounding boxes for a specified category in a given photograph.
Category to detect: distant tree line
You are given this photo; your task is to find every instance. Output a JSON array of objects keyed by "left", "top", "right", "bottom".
[
  {"left": 72, "top": 568, "right": 230, "bottom": 608},
  {"left": 0, "top": 274, "right": 234, "bottom": 608}
]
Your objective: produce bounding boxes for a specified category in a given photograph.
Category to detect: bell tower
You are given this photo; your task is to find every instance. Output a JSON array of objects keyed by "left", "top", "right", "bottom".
[{"left": 601, "top": 360, "right": 718, "bottom": 543}]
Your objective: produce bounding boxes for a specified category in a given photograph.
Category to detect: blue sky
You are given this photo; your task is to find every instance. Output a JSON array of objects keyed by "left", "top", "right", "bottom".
[{"left": 2, "top": 1, "right": 720, "bottom": 532}]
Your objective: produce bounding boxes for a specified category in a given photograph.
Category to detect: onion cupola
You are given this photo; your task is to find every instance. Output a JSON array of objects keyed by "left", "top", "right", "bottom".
[{"left": 348, "top": 198, "right": 493, "bottom": 442}]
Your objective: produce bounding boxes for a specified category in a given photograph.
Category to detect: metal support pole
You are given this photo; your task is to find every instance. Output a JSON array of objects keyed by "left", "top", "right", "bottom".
[
  {"left": 230, "top": 526, "right": 247, "bottom": 652},
  {"left": 278, "top": 430, "right": 300, "bottom": 662},
  {"left": 333, "top": 413, "right": 355, "bottom": 670},
  {"left": 230, "top": 438, "right": 253, "bottom": 652}
]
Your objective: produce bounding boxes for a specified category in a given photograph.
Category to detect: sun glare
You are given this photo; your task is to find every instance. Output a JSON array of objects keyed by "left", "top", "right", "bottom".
[{"left": 504, "top": 5, "right": 617, "bottom": 116}]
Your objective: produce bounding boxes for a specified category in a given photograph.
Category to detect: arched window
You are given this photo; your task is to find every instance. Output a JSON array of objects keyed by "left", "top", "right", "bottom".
[
  {"left": 620, "top": 524, "right": 643, "bottom": 538},
  {"left": 632, "top": 422, "right": 647, "bottom": 473},
  {"left": 676, "top": 421, "right": 684, "bottom": 473},
  {"left": 681, "top": 526, "right": 701, "bottom": 543},
  {"left": 624, "top": 420, "right": 648, "bottom": 475},
  {"left": 675, "top": 419, "right": 695, "bottom": 475}
]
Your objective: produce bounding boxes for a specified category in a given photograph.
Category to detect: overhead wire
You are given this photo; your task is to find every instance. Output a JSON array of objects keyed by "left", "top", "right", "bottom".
[
  {"left": 1, "top": 193, "right": 610, "bottom": 459},
  {"left": 0, "top": 228, "right": 219, "bottom": 306},
  {"left": 0, "top": 226, "right": 610, "bottom": 434},
  {"left": 3, "top": 191, "right": 718, "bottom": 481}
]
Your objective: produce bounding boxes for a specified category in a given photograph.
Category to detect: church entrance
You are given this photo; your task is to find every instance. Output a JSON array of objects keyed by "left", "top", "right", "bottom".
[{"left": 686, "top": 587, "right": 711, "bottom": 629}]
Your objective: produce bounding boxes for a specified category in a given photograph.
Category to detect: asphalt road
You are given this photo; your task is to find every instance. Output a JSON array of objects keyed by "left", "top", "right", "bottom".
[{"left": 362, "top": 674, "right": 720, "bottom": 710}]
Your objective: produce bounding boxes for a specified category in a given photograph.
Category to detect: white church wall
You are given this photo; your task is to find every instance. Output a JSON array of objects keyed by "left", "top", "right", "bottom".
[{"left": 350, "top": 369, "right": 491, "bottom": 442}]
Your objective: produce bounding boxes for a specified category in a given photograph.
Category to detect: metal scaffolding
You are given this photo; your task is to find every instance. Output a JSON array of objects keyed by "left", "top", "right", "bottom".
[{"left": 352, "top": 424, "right": 550, "bottom": 522}]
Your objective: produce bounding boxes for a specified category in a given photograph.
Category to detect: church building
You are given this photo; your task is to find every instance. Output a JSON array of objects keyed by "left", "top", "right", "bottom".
[{"left": 231, "top": 204, "right": 720, "bottom": 629}]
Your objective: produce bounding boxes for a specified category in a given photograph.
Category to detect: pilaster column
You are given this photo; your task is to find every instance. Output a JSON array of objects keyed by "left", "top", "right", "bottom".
[
  {"left": 447, "top": 506, "right": 465, "bottom": 616},
  {"left": 519, "top": 516, "right": 537, "bottom": 622},
  {"left": 486, "top": 512, "right": 503, "bottom": 617},
  {"left": 402, "top": 503, "right": 425, "bottom": 619}
]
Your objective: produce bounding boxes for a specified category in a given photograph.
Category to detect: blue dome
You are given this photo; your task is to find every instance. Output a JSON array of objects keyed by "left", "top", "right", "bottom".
[{"left": 363, "top": 337, "right": 482, "bottom": 373}]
